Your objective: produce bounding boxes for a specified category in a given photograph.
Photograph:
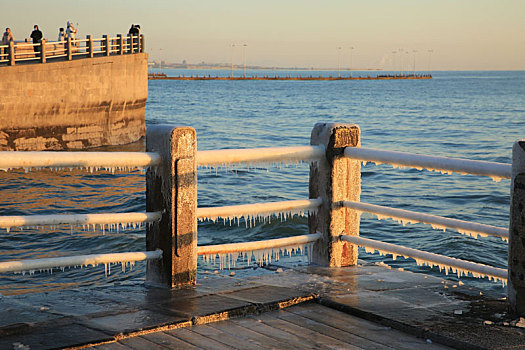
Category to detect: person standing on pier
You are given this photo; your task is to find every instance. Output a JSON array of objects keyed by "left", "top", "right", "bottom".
[
  {"left": 30, "top": 25, "right": 43, "bottom": 57},
  {"left": 128, "top": 24, "right": 139, "bottom": 52},
  {"left": 57, "top": 27, "right": 65, "bottom": 41},
  {"left": 2, "top": 28, "right": 14, "bottom": 57},
  {"left": 2, "top": 28, "right": 14, "bottom": 43},
  {"left": 66, "top": 21, "right": 77, "bottom": 46}
]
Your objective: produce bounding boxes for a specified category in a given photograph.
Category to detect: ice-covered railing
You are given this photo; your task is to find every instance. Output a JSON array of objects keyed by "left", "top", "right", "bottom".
[
  {"left": 197, "top": 198, "right": 322, "bottom": 226},
  {"left": 0, "top": 212, "right": 162, "bottom": 233},
  {"left": 0, "top": 250, "right": 162, "bottom": 275},
  {"left": 0, "top": 150, "right": 165, "bottom": 277},
  {"left": 344, "top": 147, "right": 511, "bottom": 182},
  {"left": 342, "top": 201, "right": 509, "bottom": 241},
  {"left": 196, "top": 199, "right": 322, "bottom": 268},
  {"left": 0, "top": 151, "right": 161, "bottom": 172},
  {"left": 338, "top": 140, "right": 512, "bottom": 284},
  {"left": 196, "top": 145, "right": 325, "bottom": 167},
  {"left": 198, "top": 234, "right": 320, "bottom": 269},
  {"left": 193, "top": 147, "right": 326, "bottom": 268},
  {"left": 3, "top": 124, "right": 523, "bottom": 313},
  {"left": 341, "top": 235, "right": 507, "bottom": 284}
]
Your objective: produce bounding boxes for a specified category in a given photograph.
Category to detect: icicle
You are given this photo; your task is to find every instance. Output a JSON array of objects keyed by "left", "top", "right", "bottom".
[
  {"left": 199, "top": 242, "right": 315, "bottom": 269},
  {"left": 198, "top": 207, "right": 318, "bottom": 227},
  {"left": 367, "top": 159, "right": 508, "bottom": 183},
  {"left": 359, "top": 211, "right": 506, "bottom": 242},
  {"left": 196, "top": 159, "right": 319, "bottom": 173},
  {"left": 362, "top": 246, "right": 506, "bottom": 286}
]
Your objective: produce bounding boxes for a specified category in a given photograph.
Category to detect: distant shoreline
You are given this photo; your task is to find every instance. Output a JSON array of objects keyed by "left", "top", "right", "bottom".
[
  {"left": 148, "top": 64, "right": 382, "bottom": 71},
  {"left": 148, "top": 73, "right": 432, "bottom": 81}
]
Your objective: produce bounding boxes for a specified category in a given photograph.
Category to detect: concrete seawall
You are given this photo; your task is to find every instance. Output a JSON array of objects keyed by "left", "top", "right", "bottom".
[{"left": 0, "top": 53, "right": 148, "bottom": 150}]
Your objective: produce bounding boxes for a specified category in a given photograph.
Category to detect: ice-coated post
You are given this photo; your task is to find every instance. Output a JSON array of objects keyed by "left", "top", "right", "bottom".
[
  {"left": 66, "top": 37, "right": 72, "bottom": 61},
  {"left": 146, "top": 125, "right": 197, "bottom": 288},
  {"left": 309, "top": 123, "right": 361, "bottom": 266},
  {"left": 87, "top": 35, "right": 93, "bottom": 58},
  {"left": 508, "top": 139, "right": 525, "bottom": 315}
]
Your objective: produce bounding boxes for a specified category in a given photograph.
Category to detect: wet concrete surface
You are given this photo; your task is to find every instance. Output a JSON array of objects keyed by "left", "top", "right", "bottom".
[{"left": 1, "top": 261, "right": 524, "bottom": 349}]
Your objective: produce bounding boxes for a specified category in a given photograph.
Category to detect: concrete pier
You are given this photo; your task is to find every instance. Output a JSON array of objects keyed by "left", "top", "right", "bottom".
[{"left": 0, "top": 52, "right": 147, "bottom": 151}]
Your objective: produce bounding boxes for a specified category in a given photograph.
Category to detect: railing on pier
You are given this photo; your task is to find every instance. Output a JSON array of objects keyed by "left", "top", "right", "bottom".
[
  {"left": 0, "top": 124, "right": 524, "bottom": 314},
  {"left": 0, "top": 151, "right": 163, "bottom": 274},
  {"left": 0, "top": 34, "right": 144, "bottom": 66}
]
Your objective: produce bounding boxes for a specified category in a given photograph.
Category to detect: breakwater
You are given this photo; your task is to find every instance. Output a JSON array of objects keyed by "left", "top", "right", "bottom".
[
  {"left": 0, "top": 35, "right": 147, "bottom": 151},
  {"left": 148, "top": 73, "right": 432, "bottom": 81}
]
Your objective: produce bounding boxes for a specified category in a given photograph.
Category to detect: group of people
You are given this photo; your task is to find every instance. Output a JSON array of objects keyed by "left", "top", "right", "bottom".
[
  {"left": 2, "top": 23, "right": 141, "bottom": 59},
  {"left": 57, "top": 21, "right": 78, "bottom": 42},
  {"left": 1, "top": 22, "right": 78, "bottom": 57}
]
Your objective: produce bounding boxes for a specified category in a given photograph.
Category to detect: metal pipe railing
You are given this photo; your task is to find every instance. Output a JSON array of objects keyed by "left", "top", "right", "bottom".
[
  {"left": 197, "top": 198, "right": 322, "bottom": 221},
  {"left": 344, "top": 147, "right": 511, "bottom": 180},
  {"left": 197, "top": 233, "right": 321, "bottom": 255},
  {"left": 196, "top": 145, "right": 325, "bottom": 167},
  {"left": 0, "top": 250, "right": 162, "bottom": 274},
  {"left": 0, "top": 151, "right": 161, "bottom": 170},
  {"left": 341, "top": 235, "right": 507, "bottom": 282},
  {"left": 343, "top": 201, "right": 508, "bottom": 240},
  {"left": 0, "top": 212, "right": 162, "bottom": 231}
]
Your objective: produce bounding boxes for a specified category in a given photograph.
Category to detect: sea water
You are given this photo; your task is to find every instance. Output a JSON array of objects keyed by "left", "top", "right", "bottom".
[{"left": 0, "top": 70, "right": 523, "bottom": 296}]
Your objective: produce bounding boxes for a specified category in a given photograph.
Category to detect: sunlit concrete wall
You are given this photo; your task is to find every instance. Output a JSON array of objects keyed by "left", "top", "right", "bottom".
[{"left": 0, "top": 53, "right": 147, "bottom": 150}]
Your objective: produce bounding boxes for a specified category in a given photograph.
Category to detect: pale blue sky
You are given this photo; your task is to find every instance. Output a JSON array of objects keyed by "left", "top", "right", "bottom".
[{"left": 3, "top": 0, "right": 524, "bottom": 70}]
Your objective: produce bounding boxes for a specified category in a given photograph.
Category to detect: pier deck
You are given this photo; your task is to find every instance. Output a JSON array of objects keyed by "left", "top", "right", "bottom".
[
  {"left": 95, "top": 303, "right": 449, "bottom": 349},
  {"left": 1, "top": 261, "right": 523, "bottom": 349}
]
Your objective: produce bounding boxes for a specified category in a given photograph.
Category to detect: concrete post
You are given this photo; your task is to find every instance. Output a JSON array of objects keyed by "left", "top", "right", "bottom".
[
  {"left": 146, "top": 125, "right": 197, "bottom": 288},
  {"left": 8, "top": 41, "right": 15, "bottom": 66},
  {"left": 508, "top": 139, "right": 525, "bottom": 315},
  {"left": 117, "top": 34, "right": 123, "bottom": 55},
  {"left": 309, "top": 123, "right": 361, "bottom": 267},
  {"left": 127, "top": 34, "right": 134, "bottom": 54},
  {"left": 66, "top": 37, "right": 72, "bottom": 61},
  {"left": 103, "top": 35, "right": 110, "bottom": 56},
  {"left": 87, "top": 35, "right": 93, "bottom": 58},
  {"left": 40, "top": 39, "right": 46, "bottom": 63}
]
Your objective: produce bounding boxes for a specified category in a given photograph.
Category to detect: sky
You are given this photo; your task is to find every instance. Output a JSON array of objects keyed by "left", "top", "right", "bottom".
[{"left": 2, "top": 0, "right": 524, "bottom": 70}]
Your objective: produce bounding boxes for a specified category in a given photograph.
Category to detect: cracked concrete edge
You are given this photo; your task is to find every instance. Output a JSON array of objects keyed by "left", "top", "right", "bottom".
[{"left": 316, "top": 296, "right": 485, "bottom": 350}]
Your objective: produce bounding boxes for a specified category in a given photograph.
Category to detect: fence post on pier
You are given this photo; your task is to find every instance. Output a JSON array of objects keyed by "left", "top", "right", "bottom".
[
  {"left": 103, "top": 35, "right": 110, "bottom": 56},
  {"left": 508, "top": 139, "right": 525, "bottom": 315},
  {"left": 128, "top": 34, "right": 134, "bottom": 54},
  {"left": 66, "top": 37, "right": 72, "bottom": 61},
  {"left": 309, "top": 123, "right": 361, "bottom": 267},
  {"left": 40, "top": 39, "right": 46, "bottom": 63},
  {"left": 87, "top": 35, "right": 93, "bottom": 58},
  {"left": 117, "top": 34, "right": 123, "bottom": 55},
  {"left": 8, "top": 41, "right": 15, "bottom": 66},
  {"left": 146, "top": 125, "right": 197, "bottom": 288}
]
